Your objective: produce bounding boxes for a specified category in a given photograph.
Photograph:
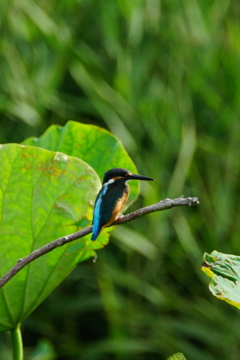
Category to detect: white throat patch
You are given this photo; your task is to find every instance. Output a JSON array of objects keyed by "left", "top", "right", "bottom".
[{"left": 103, "top": 178, "right": 115, "bottom": 186}]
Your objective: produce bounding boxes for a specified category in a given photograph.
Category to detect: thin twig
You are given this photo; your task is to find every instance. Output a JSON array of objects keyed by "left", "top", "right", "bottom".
[{"left": 0, "top": 196, "right": 199, "bottom": 289}]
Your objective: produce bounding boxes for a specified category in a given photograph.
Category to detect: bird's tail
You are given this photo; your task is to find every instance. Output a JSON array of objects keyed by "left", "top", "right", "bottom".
[
  {"left": 91, "top": 225, "right": 101, "bottom": 241},
  {"left": 91, "top": 232, "right": 98, "bottom": 241}
]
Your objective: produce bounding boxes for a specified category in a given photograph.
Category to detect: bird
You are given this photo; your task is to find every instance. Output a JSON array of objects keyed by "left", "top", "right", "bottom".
[{"left": 91, "top": 167, "right": 154, "bottom": 240}]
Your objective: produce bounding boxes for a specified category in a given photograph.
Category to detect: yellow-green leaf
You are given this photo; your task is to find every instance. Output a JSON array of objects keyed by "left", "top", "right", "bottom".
[
  {"left": 202, "top": 251, "right": 240, "bottom": 310},
  {"left": 167, "top": 353, "right": 187, "bottom": 360}
]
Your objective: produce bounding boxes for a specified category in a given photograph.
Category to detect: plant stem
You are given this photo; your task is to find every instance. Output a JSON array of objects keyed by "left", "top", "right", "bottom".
[{"left": 11, "top": 324, "right": 23, "bottom": 360}]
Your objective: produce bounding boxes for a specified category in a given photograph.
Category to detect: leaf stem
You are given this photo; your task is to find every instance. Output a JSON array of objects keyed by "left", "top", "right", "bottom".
[{"left": 11, "top": 324, "right": 23, "bottom": 360}]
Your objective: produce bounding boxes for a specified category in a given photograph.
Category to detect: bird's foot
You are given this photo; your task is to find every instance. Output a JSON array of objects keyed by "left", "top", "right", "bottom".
[{"left": 117, "top": 215, "right": 124, "bottom": 223}]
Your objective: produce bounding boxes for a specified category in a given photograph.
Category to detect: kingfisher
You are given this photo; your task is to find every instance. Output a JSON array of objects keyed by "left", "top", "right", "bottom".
[{"left": 91, "top": 168, "right": 154, "bottom": 240}]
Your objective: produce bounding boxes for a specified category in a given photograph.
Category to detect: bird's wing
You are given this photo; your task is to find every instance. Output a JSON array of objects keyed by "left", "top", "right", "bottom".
[
  {"left": 92, "top": 183, "right": 126, "bottom": 237},
  {"left": 100, "top": 183, "right": 126, "bottom": 224}
]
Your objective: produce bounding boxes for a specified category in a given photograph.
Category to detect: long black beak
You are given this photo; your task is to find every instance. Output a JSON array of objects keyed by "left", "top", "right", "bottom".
[{"left": 129, "top": 173, "right": 154, "bottom": 181}]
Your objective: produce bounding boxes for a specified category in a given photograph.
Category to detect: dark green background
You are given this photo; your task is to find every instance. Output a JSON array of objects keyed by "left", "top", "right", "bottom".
[{"left": 1, "top": 0, "right": 240, "bottom": 359}]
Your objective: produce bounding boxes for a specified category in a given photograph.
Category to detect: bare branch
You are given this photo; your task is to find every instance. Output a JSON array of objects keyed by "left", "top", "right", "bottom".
[{"left": 0, "top": 196, "right": 199, "bottom": 289}]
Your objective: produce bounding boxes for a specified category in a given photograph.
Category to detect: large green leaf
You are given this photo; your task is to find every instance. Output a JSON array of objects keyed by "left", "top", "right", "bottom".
[
  {"left": 0, "top": 144, "right": 104, "bottom": 332},
  {"left": 202, "top": 251, "right": 240, "bottom": 310},
  {"left": 22, "top": 121, "right": 139, "bottom": 207}
]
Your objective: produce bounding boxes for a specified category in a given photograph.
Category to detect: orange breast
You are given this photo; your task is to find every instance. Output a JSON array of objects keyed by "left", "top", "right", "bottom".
[{"left": 104, "top": 186, "right": 130, "bottom": 227}]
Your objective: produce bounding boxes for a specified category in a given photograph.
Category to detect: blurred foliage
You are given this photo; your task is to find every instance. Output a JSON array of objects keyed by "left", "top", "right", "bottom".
[
  {"left": 27, "top": 339, "right": 56, "bottom": 360},
  {"left": 1, "top": 0, "right": 240, "bottom": 359}
]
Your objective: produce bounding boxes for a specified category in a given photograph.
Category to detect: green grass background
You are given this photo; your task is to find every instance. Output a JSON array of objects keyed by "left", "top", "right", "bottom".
[{"left": 1, "top": 0, "right": 240, "bottom": 359}]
